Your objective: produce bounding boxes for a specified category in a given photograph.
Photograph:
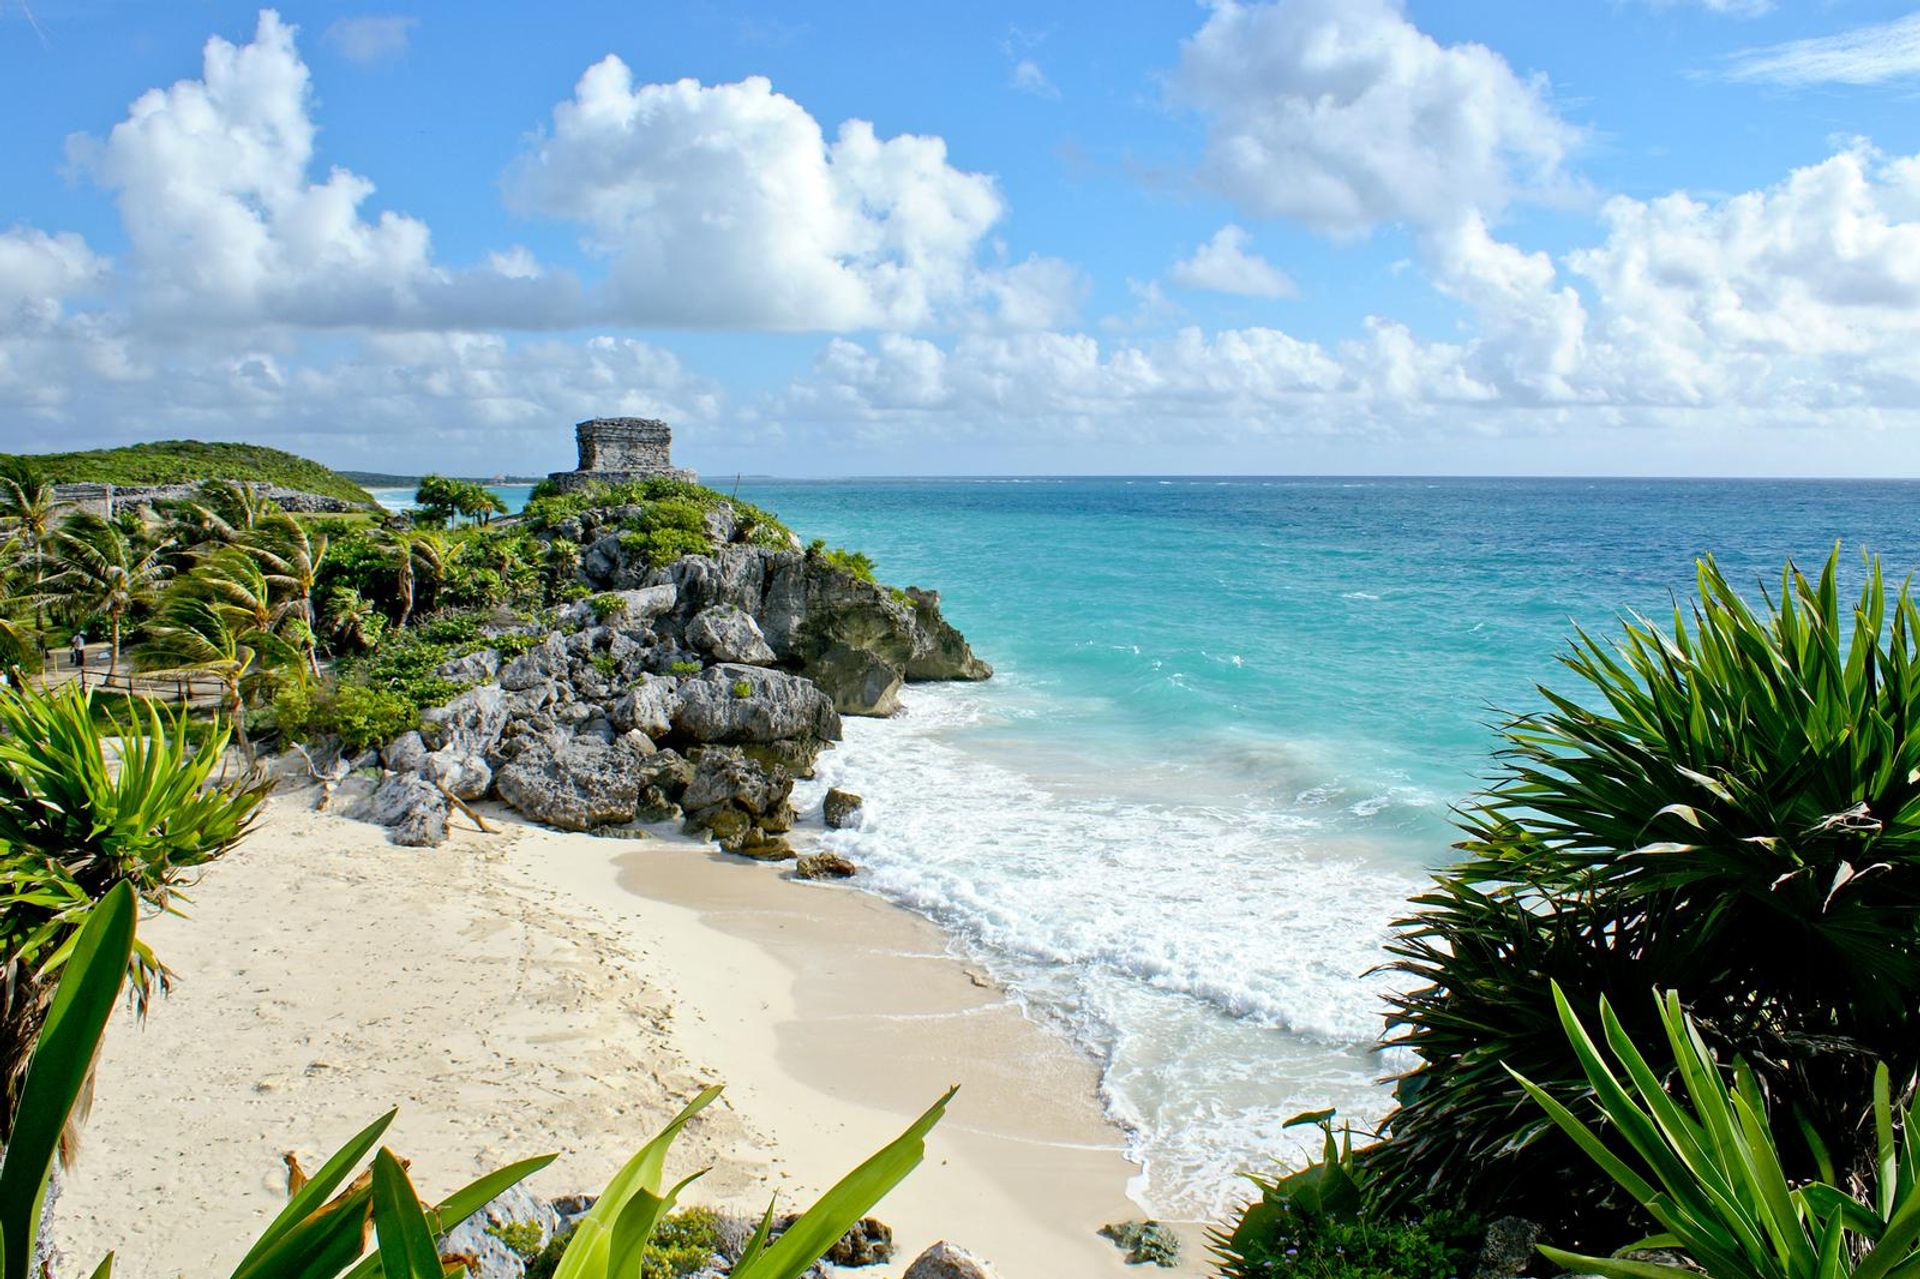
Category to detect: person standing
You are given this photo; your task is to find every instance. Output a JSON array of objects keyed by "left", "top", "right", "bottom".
[{"left": 70, "top": 630, "right": 85, "bottom": 670}]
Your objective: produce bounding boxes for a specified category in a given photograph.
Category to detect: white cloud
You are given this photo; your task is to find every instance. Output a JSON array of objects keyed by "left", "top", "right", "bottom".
[
  {"left": 0, "top": 228, "right": 106, "bottom": 324},
  {"left": 510, "top": 60, "right": 1070, "bottom": 331},
  {"left": 1643, "top": 0, "right": 1771, "bottom": 16},
  {"left": 1724, "top": 13, "right": 1920, "bottom": 86},
  {"left": 1171, "top": 0, "right": 1582, "bottom": 236},
  {"left": 1170, "top": 225, "right": 1297, "bottom": 298},
  {"left": 1010, "top": 59, "right": 1058, "bottom": 98},
  {"left": 67, "top": 10, "right": 577, "bottom": 332},
  {"left": 322, "top": 15, "right": 417, "bottom": 64}
]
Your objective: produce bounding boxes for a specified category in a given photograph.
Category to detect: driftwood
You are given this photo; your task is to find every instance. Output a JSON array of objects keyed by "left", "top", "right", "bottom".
[
  {"left": 290, "top": 743, "right": 351, "bottom": 811},
  {"left": 434, "top": 781, "right": 493, "bottom": 834}
]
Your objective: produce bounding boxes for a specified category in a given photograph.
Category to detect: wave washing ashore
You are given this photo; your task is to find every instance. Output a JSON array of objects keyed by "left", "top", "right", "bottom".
[{"left": 719, "top": 475, "right": 1920, "bottom": 1220}]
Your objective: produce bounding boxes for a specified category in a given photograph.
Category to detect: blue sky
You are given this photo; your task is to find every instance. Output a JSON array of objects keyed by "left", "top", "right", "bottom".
[{"left": 3, "top": 1, "right": 1920, "bottom": 477}]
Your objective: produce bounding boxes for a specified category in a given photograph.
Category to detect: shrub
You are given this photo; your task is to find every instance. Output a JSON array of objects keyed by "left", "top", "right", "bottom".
[
  {"left": 486, "top": 1220, "right": 545, "bottom": 1258},
  {"left": 589, "top": 592, "right": 626, "bottom": 622},
  {"left": 1516, "top": 983, "right": 1920, "bottom": 1279},
  {"left": 1372, "top": 549, "right": 1920, "bottom": 1244},
  {"left": 807, "top": 540, "right": 876, "bottom": 583},
  {"left": 670, "top": 660, "right": 702, "bottom": 676},
  {"left": 1211, "top": 1111, "right": 1480, "bottom": 1279},
  {"left": 273, "top": 680, "right": 419, "bottom": 753},
  {"left": 731, "top": 679, "right": 753, "bottom": 699}
]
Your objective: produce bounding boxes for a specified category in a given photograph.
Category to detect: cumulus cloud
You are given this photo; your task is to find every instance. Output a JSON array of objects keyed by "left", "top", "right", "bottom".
[
  {"left": 510, "top": 60, "right": 1072, "bottom": 330},
  {"left": 67, "top": 10, "right": 578, "bottom": 331},
  {"left": 1724, "top": 13, "right": 1920, "bottom": 87},
  {"left": 1170, "top": 225, "right": 1297, "bottom": 298},
  {"left": 1171, "top": 0, "right": 1582, "bottom": 236},
  {"left": 322, "top": 15, "right": 417, "bottom": 64}
]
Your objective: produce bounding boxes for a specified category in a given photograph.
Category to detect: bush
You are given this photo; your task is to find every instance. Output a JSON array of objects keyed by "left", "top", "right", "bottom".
[
  {"left": 1371, "top": 549, "right": 1920, "bottom": 1245},
  {"left": 588, "top": 592, "right": 626, "bottom": 622},
  {"left": 521, "top": 477, "right": 794, "bottom": 552},
  {"left": 731, "top": 679, "right": 753, "bottom": 699},
  {"left": 273, "top": 679, "right": 418, "bottom": 753},
  {"left": 670, "top": 660, "right": 702, "bottom": 676},
  {"left": 806, "top": 540, "right": 876, "bottom": 583},
  {"left": 1211, "top": 1111, "right": 1480, "bottom": 1279}
]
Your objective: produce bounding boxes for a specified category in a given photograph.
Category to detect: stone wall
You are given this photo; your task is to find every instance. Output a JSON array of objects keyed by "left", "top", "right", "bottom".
[
  {"left": 51, "top": 482, "right": 356, "bottom": 517},
  {"left": 547, "top": 417, "right": 697, "bottom": 489}
]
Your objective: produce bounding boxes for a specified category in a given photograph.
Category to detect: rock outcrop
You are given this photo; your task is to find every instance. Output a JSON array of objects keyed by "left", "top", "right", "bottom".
[
  {"left": 823, "top": 788, "right": 864, "bottom": 830},
  {"left": 328, "top": 491, "right": 987, "bottom": 850}
]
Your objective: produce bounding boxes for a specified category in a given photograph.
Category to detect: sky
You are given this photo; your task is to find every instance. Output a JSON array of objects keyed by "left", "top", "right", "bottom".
[{"left": 4, "top": 1, "right": 1920, "bottom": 478}]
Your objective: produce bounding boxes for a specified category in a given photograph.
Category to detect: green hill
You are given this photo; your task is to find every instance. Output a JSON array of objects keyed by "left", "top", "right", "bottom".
[{"left": 2, "top": 440, "right": 376, "bottom": 506}]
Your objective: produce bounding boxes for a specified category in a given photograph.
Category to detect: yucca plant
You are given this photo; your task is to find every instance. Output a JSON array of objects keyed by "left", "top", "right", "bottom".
[
  {"left": 1373, "top": 549, "right": 1920, "bottom": 1242},
  {"left": 1513, "top": 983, "right": 1920, "bottom": 1279},
  {"left": 0, "top": 681, "right": 268, "bottom": 1138}
]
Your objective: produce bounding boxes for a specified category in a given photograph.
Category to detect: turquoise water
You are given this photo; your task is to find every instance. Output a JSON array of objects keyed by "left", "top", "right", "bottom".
[
  {"left": 726, "top": 477, "right": 1920, "bottom": 1217},
  {"left": 392, "top": 474, "right": 1920, "bottom": 1213}
]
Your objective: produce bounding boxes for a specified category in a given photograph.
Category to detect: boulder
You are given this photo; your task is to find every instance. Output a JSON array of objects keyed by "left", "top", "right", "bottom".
[
  {"left": 805, "top": 644, "right": 903, "bottom": 716},
  {"left": 688, "top": 605, "right": 776, "bottom": 666},
  {"left": 795, "top": 852, "right": 857, "bottom": 880},
  {"left": 610, "top": 677, "right": 680, "bottom": 738},
  {"left": 903, "top": 1242, "right": 999, "bottom": 1279},
  {"left": 1099, "top": 1220, "right": 1182, "bottom": 1268},
  {"left": 422, "top": 683, "right": 512, "bottom": 760},
  {"left": 435, "top": 647, "right": 500, "bottom": 685},
  {"left": 771, "top": 1215, "right": 891, "bottom": 1267},
  {"left": 382, "top": 730, "right": 429, "bottom": 774},
  {"left": 561, "top": 584, "right": 679, "bottom": 629},
  {"left": 682, "top": 746, "right": 791, "bottom": 818},
  {"left": 701, "top": 504, "right": 738, "bottom": 546},
  {"left": 823, "top": 788, "right": 864, "bottom": 830},
  {"left": 495, "top": 735, "right": 662, "bottom": 831},
  {"left": 673, "top": 665, "right": 841, "bottom": 747},
  {"left": 437, "top": 1183, "right": 558, "bottom": 1279},
  {"left": 423, "top": 748, "right": 492, "bottom": 802},
  {"left": 499, "top": 636, "right": 569, "bottom": 691},
  {"left": 353, "top": 773, "right": 449, "bottom": 847}
]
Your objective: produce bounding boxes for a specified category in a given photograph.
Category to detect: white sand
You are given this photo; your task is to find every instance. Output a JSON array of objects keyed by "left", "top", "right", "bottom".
[{"left": 49, "top": 790, "right": 1210, "bottom": 1277}]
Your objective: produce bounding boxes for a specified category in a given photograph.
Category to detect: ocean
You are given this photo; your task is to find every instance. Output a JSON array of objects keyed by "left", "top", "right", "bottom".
[{"left": 386, "top": 476, "right": 1920, "bottom": 1218}]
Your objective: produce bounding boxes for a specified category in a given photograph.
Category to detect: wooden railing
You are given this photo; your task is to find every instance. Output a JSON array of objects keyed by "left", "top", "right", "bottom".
[{"left": 35, "top": 649, "right": 225, "bottom": 706}]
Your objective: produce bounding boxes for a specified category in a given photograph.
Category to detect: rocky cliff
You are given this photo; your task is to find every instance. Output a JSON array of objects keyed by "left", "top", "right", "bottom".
[{"left": 344, "top": 505, "right": 988, "bottom": 852}]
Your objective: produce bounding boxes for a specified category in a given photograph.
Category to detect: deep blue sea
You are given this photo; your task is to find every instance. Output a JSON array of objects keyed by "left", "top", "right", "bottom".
[{"left": 387, "top": 477, "right": 1920, "bottom": 1216}]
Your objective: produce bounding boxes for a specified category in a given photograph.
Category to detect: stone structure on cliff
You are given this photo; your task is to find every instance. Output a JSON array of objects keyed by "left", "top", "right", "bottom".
[{"left": 546, "top": 418, "right": 696, "bottom": 490}]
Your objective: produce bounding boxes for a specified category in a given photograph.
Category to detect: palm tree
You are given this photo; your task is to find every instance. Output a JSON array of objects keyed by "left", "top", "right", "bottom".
[
  {"left": 137, "top": 591, "right": 292, "bottom": 766},
  {"left": 43, "top": 513, "right": 172, "bottom": 679},
  {"left": 0, "top": 470, "right": 57, "bottom": 636},
  {"left": 247, "top": 511, "right": 327, "bottom": 677},
  {"left": 322, "top": 585, "right": 384, "bottom": 652},
  {"left": 159, "top": 479, "right": 276, "bottom": 554},
  {"left": 389, "top": 528, "right": 447, "bottom": 630}
]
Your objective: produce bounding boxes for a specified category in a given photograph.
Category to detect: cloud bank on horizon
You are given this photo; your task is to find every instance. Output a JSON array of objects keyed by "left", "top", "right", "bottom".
[{"left": 3, "top": 0, "right": 1920, "bottom": 476}]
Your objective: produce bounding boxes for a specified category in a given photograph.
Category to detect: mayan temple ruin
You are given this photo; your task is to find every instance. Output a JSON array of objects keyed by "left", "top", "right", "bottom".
[{"left": 547, "top": 417, "right": 697, "bottom": 491}]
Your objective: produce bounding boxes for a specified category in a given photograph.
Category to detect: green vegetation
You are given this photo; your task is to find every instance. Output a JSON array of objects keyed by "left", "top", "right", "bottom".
[
  {"left": 1211, "top": 1110, "right": 1482, "bottom": 1279},
  {"left": 414, "top": 474, "right": 508, "bottom": 528},
  {"left": 1517, "top": 984, "right": 1920, "bottom": 1279},
  {"left": 523, "top": 476, "right": 793, "bottom": 554},
  {"left": 589, "top": 591, "right": 627, "bottom": 621},
  {"left": 806, "top": 539, "right": 876, "bottom": 582},
  {"left": 731, "top": 679, "right": 753, "bottom": 699},
  {"left": 0, "top": 441, "right": 376, "bottom": 505},
  {"left": 669, "top": 660, "right": 701, "bottom": 676}
]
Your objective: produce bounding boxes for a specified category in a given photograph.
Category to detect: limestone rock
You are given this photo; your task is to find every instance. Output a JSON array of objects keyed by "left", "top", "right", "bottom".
[
  {"left": 437, "top": 1183, "right": 558, "bottom": 1279},
  {"left": 771, "top": 1215, "right": 891, "bottom": 1267},
  {"left": 495, "top": 735, "right": 661, "bottom": 831},
  {"left": 904, "top": 588, "right": 992, "bottom": 681},
  {"left": 435, "top": 647, "right": 500, "bottom": 685},
  {"left": 823, "top": 788, "right": 864, "bottom": 830},
  {"left": 805, "top": 643, "right": 903, "bottom": 716},
  {"left": 382, "top": 730, "right": 428, "bottom": 774},
  {"left": 610, "top": 676, "right": 681, "bottom": 738},
  {"left": 903, "top": 1242, "right": 999, "bottom": 1279},
  {"left": 682, "top": 746, "right": 791, "bottom": 818},
  {"left": 353, "top": 773, "right": 449, "bottom": 847},
  {"left": 688, "top": 604, "right": 776, "bottom": 666},
  {"left": 423, "top": 748, "right": 492, "bottom": 802},
  {"left": 1473, "top": 1217, "right": 1542, "bottom": 1279},
  {"left": 422, "top": 683, "right": 511, "bottom": 760},
  {"left": 673, "top": 665, "right": 841, "bottom": 747},
  {"left": 1099, "top": 1220, "right": 1182, "bottom": 1268},
  {"left": 795, "top": 852, "right": 857, "bottom": 880},
  {"left": 499, "top": 636, "right": 569, "bottom": 691}
]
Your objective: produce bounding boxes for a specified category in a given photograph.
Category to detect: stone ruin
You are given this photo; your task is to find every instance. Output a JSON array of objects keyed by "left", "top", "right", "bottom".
[{"left": 546, "top": 417, "right": 697, "bottom": 491}]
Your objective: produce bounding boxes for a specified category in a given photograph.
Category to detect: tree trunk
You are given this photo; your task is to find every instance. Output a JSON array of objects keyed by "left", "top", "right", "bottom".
[
  {"left": 230, "top": 682, "right": 253, "bottom": 766},
  {"left": 108, "top": 614, "right": 120, "bottom": 679}
]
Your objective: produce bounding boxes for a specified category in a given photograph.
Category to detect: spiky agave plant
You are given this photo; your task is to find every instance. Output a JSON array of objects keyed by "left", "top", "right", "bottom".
[
  {"left": 1513, "top": 983, "right": 1920, "bottom": 1279},
  {"left": 1372, "top": 548, "right": 1920, "bottom": 1243}
]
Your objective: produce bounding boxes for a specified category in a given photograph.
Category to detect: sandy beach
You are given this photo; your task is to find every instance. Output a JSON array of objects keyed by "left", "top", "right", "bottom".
[{"left": 49, "top": 784, "right": 1208, "bottom": 1278}]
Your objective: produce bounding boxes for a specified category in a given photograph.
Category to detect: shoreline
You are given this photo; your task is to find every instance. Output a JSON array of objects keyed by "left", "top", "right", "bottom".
[{"left": 49, "top": 788, "right": 1208, "bottom": 1278}]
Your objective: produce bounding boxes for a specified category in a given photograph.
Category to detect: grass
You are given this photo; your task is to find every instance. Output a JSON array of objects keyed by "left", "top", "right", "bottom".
[{"left": 4, "top": 441, "right": 376, "bottom": 506}]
